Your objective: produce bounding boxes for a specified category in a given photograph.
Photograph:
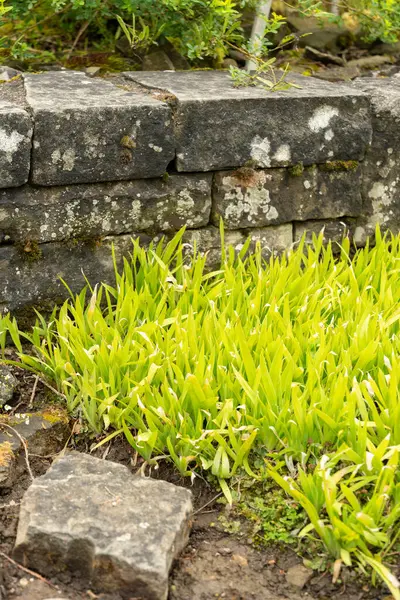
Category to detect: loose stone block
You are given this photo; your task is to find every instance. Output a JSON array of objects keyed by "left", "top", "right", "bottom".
[
  {"left": 24, "top": 72, "right": 174, "bottom": 185},
  {"left": 14, "top": 452, "right": 193, "bottom": 600},
  {"left": 127, "top": 71, "right": 371, "bottom": 172},
  {"left": 0, "top": 174, "right": 212, "bottom": 243},
  {"left": 0, "top": 101, "right": 32, "bottom": 188},
  {"left": 212, "top": 163, "right": 362, "bottom": 229},
  {"left": 352, "top": 79, "right": 400, "bottom": 240}
]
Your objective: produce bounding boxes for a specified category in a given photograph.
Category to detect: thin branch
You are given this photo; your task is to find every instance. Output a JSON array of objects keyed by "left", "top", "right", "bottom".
[
  {"left": 193, "top": 492, "right": 223, "bottom": 515},
  {"left": 0, "top": 552, "right": 57, "bottom": 589},
  {"left": 37, "top": 377, "right": 67, "bottom": 401},
  {"left": 66, "top": 18, "right": 92, "bottom": 61},
  {"left": 28, "top": 375, "right": 39, "bottom": 408}
]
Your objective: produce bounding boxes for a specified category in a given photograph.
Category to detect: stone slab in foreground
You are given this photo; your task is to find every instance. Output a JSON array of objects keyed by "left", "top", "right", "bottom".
[
  {"left": 0, "top": 101, "right": 32, "bottom": 188},
  {"left": 127, "top": 71, "right": 371, "bottom": 172},
  {"left": 14, "top": 452, "right": 193, "bottom": 600},
  {"left": 24, "top": 71, "right": 174, "bottom": 186}
]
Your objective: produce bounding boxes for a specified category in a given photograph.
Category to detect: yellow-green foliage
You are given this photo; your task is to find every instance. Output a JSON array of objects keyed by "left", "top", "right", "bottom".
[{"left": 2, "top": 226, "right": 400, "bottom": 596}]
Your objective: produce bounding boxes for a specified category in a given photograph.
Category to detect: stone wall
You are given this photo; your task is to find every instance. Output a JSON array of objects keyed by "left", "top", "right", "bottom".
[{"left": 0, "top": 69, "right": 399, "bottom": 313}]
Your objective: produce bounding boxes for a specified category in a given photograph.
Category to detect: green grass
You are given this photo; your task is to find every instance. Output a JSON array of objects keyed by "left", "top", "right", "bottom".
[{"left": 1, "top": 226, "right": 400, "bottom": 596}]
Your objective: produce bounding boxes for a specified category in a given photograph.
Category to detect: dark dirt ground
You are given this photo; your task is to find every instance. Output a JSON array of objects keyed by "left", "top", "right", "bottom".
[{"left": 0, "top": 366, "right": 394, "bottom": 600}]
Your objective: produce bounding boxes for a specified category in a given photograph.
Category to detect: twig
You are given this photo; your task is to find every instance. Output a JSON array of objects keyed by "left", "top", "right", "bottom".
[
  {"left": 0, "top": 424, "right": 34, "bottom": 481},
  {"left": 28, "top": 375, "right": 39, "bottom": 408},
  {"left": 37, "top": 377, "right": 67, "bottom": 401},
  {"left": 9, "top": 401, "right": 25, "bottom": 416},
  {"left": 0, "top": 501, "right": 20, "bottom": 509},
  {"left": 66, "top": 18, "right": 92, "bottom": 61},
  {"left": 0, "top": 552, "right": 57, "bottom": 589},
  {"left": 193, "top": 492, "right": 223, "bottom": 515}
]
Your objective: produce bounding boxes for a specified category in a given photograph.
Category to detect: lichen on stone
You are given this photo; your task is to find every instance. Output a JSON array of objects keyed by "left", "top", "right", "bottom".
[
  {"left": 120, "top": 135, "right": 136, "bottom": 149},
  {"left": 289, "top": 163, "right": 304, "bottom": 177},
  {"left": 16, "top": 239, "right": 42, "bottom": 262},
  {"left": 320, "top": 160, "right": 359, "bottom": 172}
]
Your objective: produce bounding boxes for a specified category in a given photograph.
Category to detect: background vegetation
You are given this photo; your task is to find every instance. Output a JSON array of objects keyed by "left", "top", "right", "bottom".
[{"left": 0, "top": 0, "right": 399, "bottom": 69}]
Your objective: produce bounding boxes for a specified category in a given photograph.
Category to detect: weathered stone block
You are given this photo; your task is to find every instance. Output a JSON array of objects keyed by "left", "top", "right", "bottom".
[
  {"left": 0, "top": 224, "right": 295, "bottom": 312},
  {"left": 212, "top": 163, "right": 362, "bottom": 229},
  {"left": 352, "top": 79, "right": 400, "bottom": 241},
  {"left": 24, "top": 72, "right": 174, "bottom": 185},
  {"left": 0, "top": 364, "right": 17, "bottom": 406},
  {"left": 14, "top": 452, "right": 193, "bottom": 600},
  {"left": 0, "top": 101, "right": 32, "bottom": 188},
  {"left": 0, "top": 234, "right": 142, "bottom": 312},
  {"left": 127, "top": 71, "right": 371, "bottom": 172},
  {"left": 183, "top": 224, "right": 292, "bottom": 266},
  {"left": 294, "top": 218, "right": 353, "bottom": 246},
  {"left": 0, "top": 174, "right": 212, "bottom": 243}
]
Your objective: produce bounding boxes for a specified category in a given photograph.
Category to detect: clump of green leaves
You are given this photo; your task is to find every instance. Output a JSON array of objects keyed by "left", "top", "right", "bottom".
[
  {"left": 237, "top": 484, "right": 306, "bottom": 545},
  {"left": 229, "top": 58, "right": 294, "bottom": 91},
  {"left": 1, "top": 0, "right": 256, "bottom": 65},
  {"left": 2, "top": 227, "right": 400, "bottom": 596},
  {"left": 295, "top": 0, "right": 400, "bottom": 44}
]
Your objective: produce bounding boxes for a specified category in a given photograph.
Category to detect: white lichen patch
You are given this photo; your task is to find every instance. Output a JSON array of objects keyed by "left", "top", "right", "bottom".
[
  {"left": 51, "top": 148, "right": 76, "bottom": 171},
  {"left": 308, "top": 106, "right": 339, "bottom": 133},
  {"left": 367, "top": 179, "right": 399, "bottom": 226},
  {"left": 0, "top": 129, "right": 25, "bottom": 154},
  {"left": 250, "top": 136, "right": 271, "bottom": 168},
  {"left": 149, "top": 143, "right": 162, "bottom": 153},
  {"left": 353, "top": 226, "right": 366, "bottom": 246},
  {"left": 51, "top": 149, "right": 61, "bottom": 165},
  {"left": 62, "top": 149, "right": 76, "bottom": 171},
  {"left": 368, "top": 181, "right": 392, "bottom": 205},
  {"left": 176, "top": 190, "right": 195, "bottom": 216},
  {"left": 273, "top": 144, "right": 291, "bottom": 164},
  {"left": 324, "top": 129, "right": 334, "bottom": 141},
  {"left": 130, "top": 200, "right": 142, "bottom": 221},
  {"left": 222, "top": 173, "right": 278, "bottom": 226},
  {"left": 303, "top": 180, "right": 311, "bottom": 190}
]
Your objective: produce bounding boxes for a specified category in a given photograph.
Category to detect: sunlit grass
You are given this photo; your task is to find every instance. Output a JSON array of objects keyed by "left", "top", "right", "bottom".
[{"left": 1, "top": 226, "right": 400, "bottom": 596}]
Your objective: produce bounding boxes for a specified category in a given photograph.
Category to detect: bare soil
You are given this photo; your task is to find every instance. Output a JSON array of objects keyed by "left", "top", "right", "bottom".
[{"left": 0, "top": 367, "right": 392, "bottom": 600}]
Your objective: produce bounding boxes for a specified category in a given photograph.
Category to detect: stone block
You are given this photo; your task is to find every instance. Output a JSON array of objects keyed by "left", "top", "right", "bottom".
[
  {"left": 24, "top": 72, "right": 174, "bottom": 185},
  {"left": 14, "top": 452, "right": 193, "bottom": 600},
  {"left": 127, "top": 71, "right": 371, "bottom": 172},
  {"left": 0, "top": 173, "right": 212, "bottom": 243},
  {"left": 0, "top": 101, "right": 32, "bottom": 188},
  {"left": 293, "top": 218, "right": 353, "bottom": 246},
  {"left": 352, "top": 79, "right": 400, "bottom": 240},
  {"left": 0, "top": 234, "right": 142, "bottom": 312},
  {"left": 212, "top": 163, "right": 362, "bottom": 229},
  {"left": 183, "top": 224, "right": 292, "bottom": 267},
  {"left": 0, "top": 224, "right": 295, "bottom": 312},
  {"left": 0, "top": 364, "right": 17, "bottom": 406}
]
